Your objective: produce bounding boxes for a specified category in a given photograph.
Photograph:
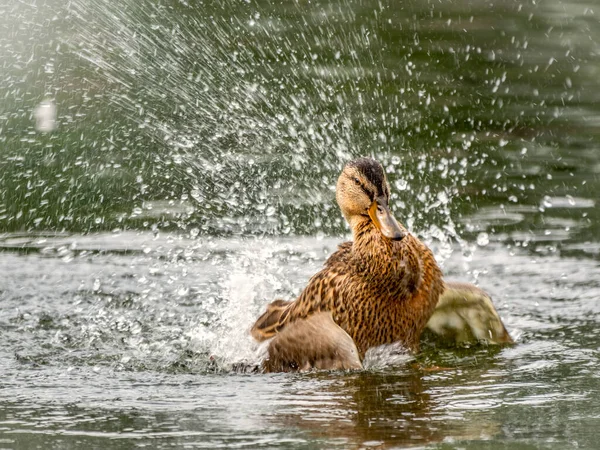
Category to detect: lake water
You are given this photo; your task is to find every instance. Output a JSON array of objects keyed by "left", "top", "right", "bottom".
[{"left": 1, "top": 0, "right": 600, "bottom": 448}]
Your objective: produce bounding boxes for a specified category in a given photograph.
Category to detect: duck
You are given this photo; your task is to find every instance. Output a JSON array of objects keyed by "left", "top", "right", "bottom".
[{"left": 251, "top": 157, "right": 512, "bottom": 372}]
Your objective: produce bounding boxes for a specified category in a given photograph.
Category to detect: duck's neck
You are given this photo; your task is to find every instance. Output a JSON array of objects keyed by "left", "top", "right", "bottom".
[
  {"left": 349, "top": 217, "right": 421, "bottom": 298},
  {"left": 349, "top": 217, "right": 397, "bottom": 272}
]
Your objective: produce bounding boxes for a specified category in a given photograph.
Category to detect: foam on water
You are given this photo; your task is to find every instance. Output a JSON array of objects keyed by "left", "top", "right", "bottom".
[{"left": 362, "top": 342, "right": 415, "bottom": 370}]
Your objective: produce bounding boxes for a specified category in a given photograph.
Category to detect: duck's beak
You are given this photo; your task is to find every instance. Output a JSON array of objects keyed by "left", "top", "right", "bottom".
[{"left": 368, "top": 198, "right": 406, "bottom": 241}]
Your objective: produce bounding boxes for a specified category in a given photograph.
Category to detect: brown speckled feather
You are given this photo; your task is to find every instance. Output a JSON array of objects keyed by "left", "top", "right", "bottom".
[{"left": 251, "top": 220, "right": 444, "bottom": 359}]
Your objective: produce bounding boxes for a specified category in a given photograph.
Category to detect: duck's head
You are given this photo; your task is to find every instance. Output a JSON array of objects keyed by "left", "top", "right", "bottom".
[{"left": 336, "top": 157, "right": 405, "bottom": 241}]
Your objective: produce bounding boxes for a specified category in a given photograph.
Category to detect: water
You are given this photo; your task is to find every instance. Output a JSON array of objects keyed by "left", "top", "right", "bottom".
[
  {"left": 2, "top": 0, "right": 600, "bottom": 448},
  {"left": 2, "top": 235, "right": 599, "bottom": 448}
]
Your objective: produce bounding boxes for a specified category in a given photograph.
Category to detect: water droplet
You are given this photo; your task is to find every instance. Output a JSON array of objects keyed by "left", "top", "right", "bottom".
[
  {"left": 34, "top": 99, "right": 57, "bottom": 132},
  {"left": 477, "top": 232, "right": 489, "bottom": 246},
  {"left": 437, "top": 191, "right": 449, "bottom": 205},
  {"left": 395, "top": 179, "right": 408, "bottom": 191},
  {"left": 542, "top": 196, "right": 553, "bottom": 208},
  {"left": 177, "top": 287, "right": 189, "bottom": 296},
  {"left": 190, "top": 189, "right": 204, "bottom": 202}
]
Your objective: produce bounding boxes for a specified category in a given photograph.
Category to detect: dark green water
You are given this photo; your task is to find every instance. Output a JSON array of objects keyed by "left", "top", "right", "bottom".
[{"left": 1, "top": 0, "right": 600, "bottom": 448}]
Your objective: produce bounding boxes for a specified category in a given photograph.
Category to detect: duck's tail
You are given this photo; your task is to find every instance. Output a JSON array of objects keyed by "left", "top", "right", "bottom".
[{"left": 250, "top": 299, "right": 292, "bottom": 341}]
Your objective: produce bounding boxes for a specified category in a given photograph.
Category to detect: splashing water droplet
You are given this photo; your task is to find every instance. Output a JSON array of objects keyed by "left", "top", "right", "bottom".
[
  {"left": 542, "top": 196, "right": 553, "bottom": 208},
  {"left": 177, "top": 287, "right": 189, "bottom": 296},
  {"left": 34, "top": 99, "right": 57, "bottom": 132},
  {"left": 477, "top": 232, "right": 490, "bottom": 246},
  {"left": 395, "top": 179, "right": 408, "bottom": 191},
  {"left": 437, "top": 191, "right": 449, "bottom": 205}
]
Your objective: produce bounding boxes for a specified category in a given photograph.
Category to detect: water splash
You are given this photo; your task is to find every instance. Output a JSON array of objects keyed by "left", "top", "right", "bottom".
[
  {"left": 47, "top": 0, "right": 476, "bottom": 239},
  {"left": 186, "top": 241, "right": 286, "bottom": 368},
  {"left": 363, "top": 342, "right": 414, "bottom": 370}
]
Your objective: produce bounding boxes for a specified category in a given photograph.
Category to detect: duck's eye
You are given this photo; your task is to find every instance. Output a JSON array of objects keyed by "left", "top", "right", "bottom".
[{"left": 353, "top": 177, "right": 361, "bottom": 185}]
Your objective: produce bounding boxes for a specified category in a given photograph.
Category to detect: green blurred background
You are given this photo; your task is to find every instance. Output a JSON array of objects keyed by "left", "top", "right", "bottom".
[{"left": 2, "top": 0, "right": 599, "bottom": 248}]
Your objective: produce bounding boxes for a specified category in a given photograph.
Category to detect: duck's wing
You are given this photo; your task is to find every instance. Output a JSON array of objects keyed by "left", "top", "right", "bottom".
[
  {"left": 250, "top": 269, "right": 339, "bottom": 341},
  {"left": 262, "top": 311, "right": 362, "bottom": 372},
  {"left": 251, "top": 242, "right": 352, "bottom": 342},
  {"left": 250, "top": 299, "right": 293, "bottom": 341},
  {"left": 425, "top": 281, "right": 513, "bottom": 345}
]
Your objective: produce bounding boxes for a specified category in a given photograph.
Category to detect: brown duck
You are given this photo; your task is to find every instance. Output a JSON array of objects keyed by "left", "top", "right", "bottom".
[{"left": 251, "top": 157, "right": 512, "bottom": 372}]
